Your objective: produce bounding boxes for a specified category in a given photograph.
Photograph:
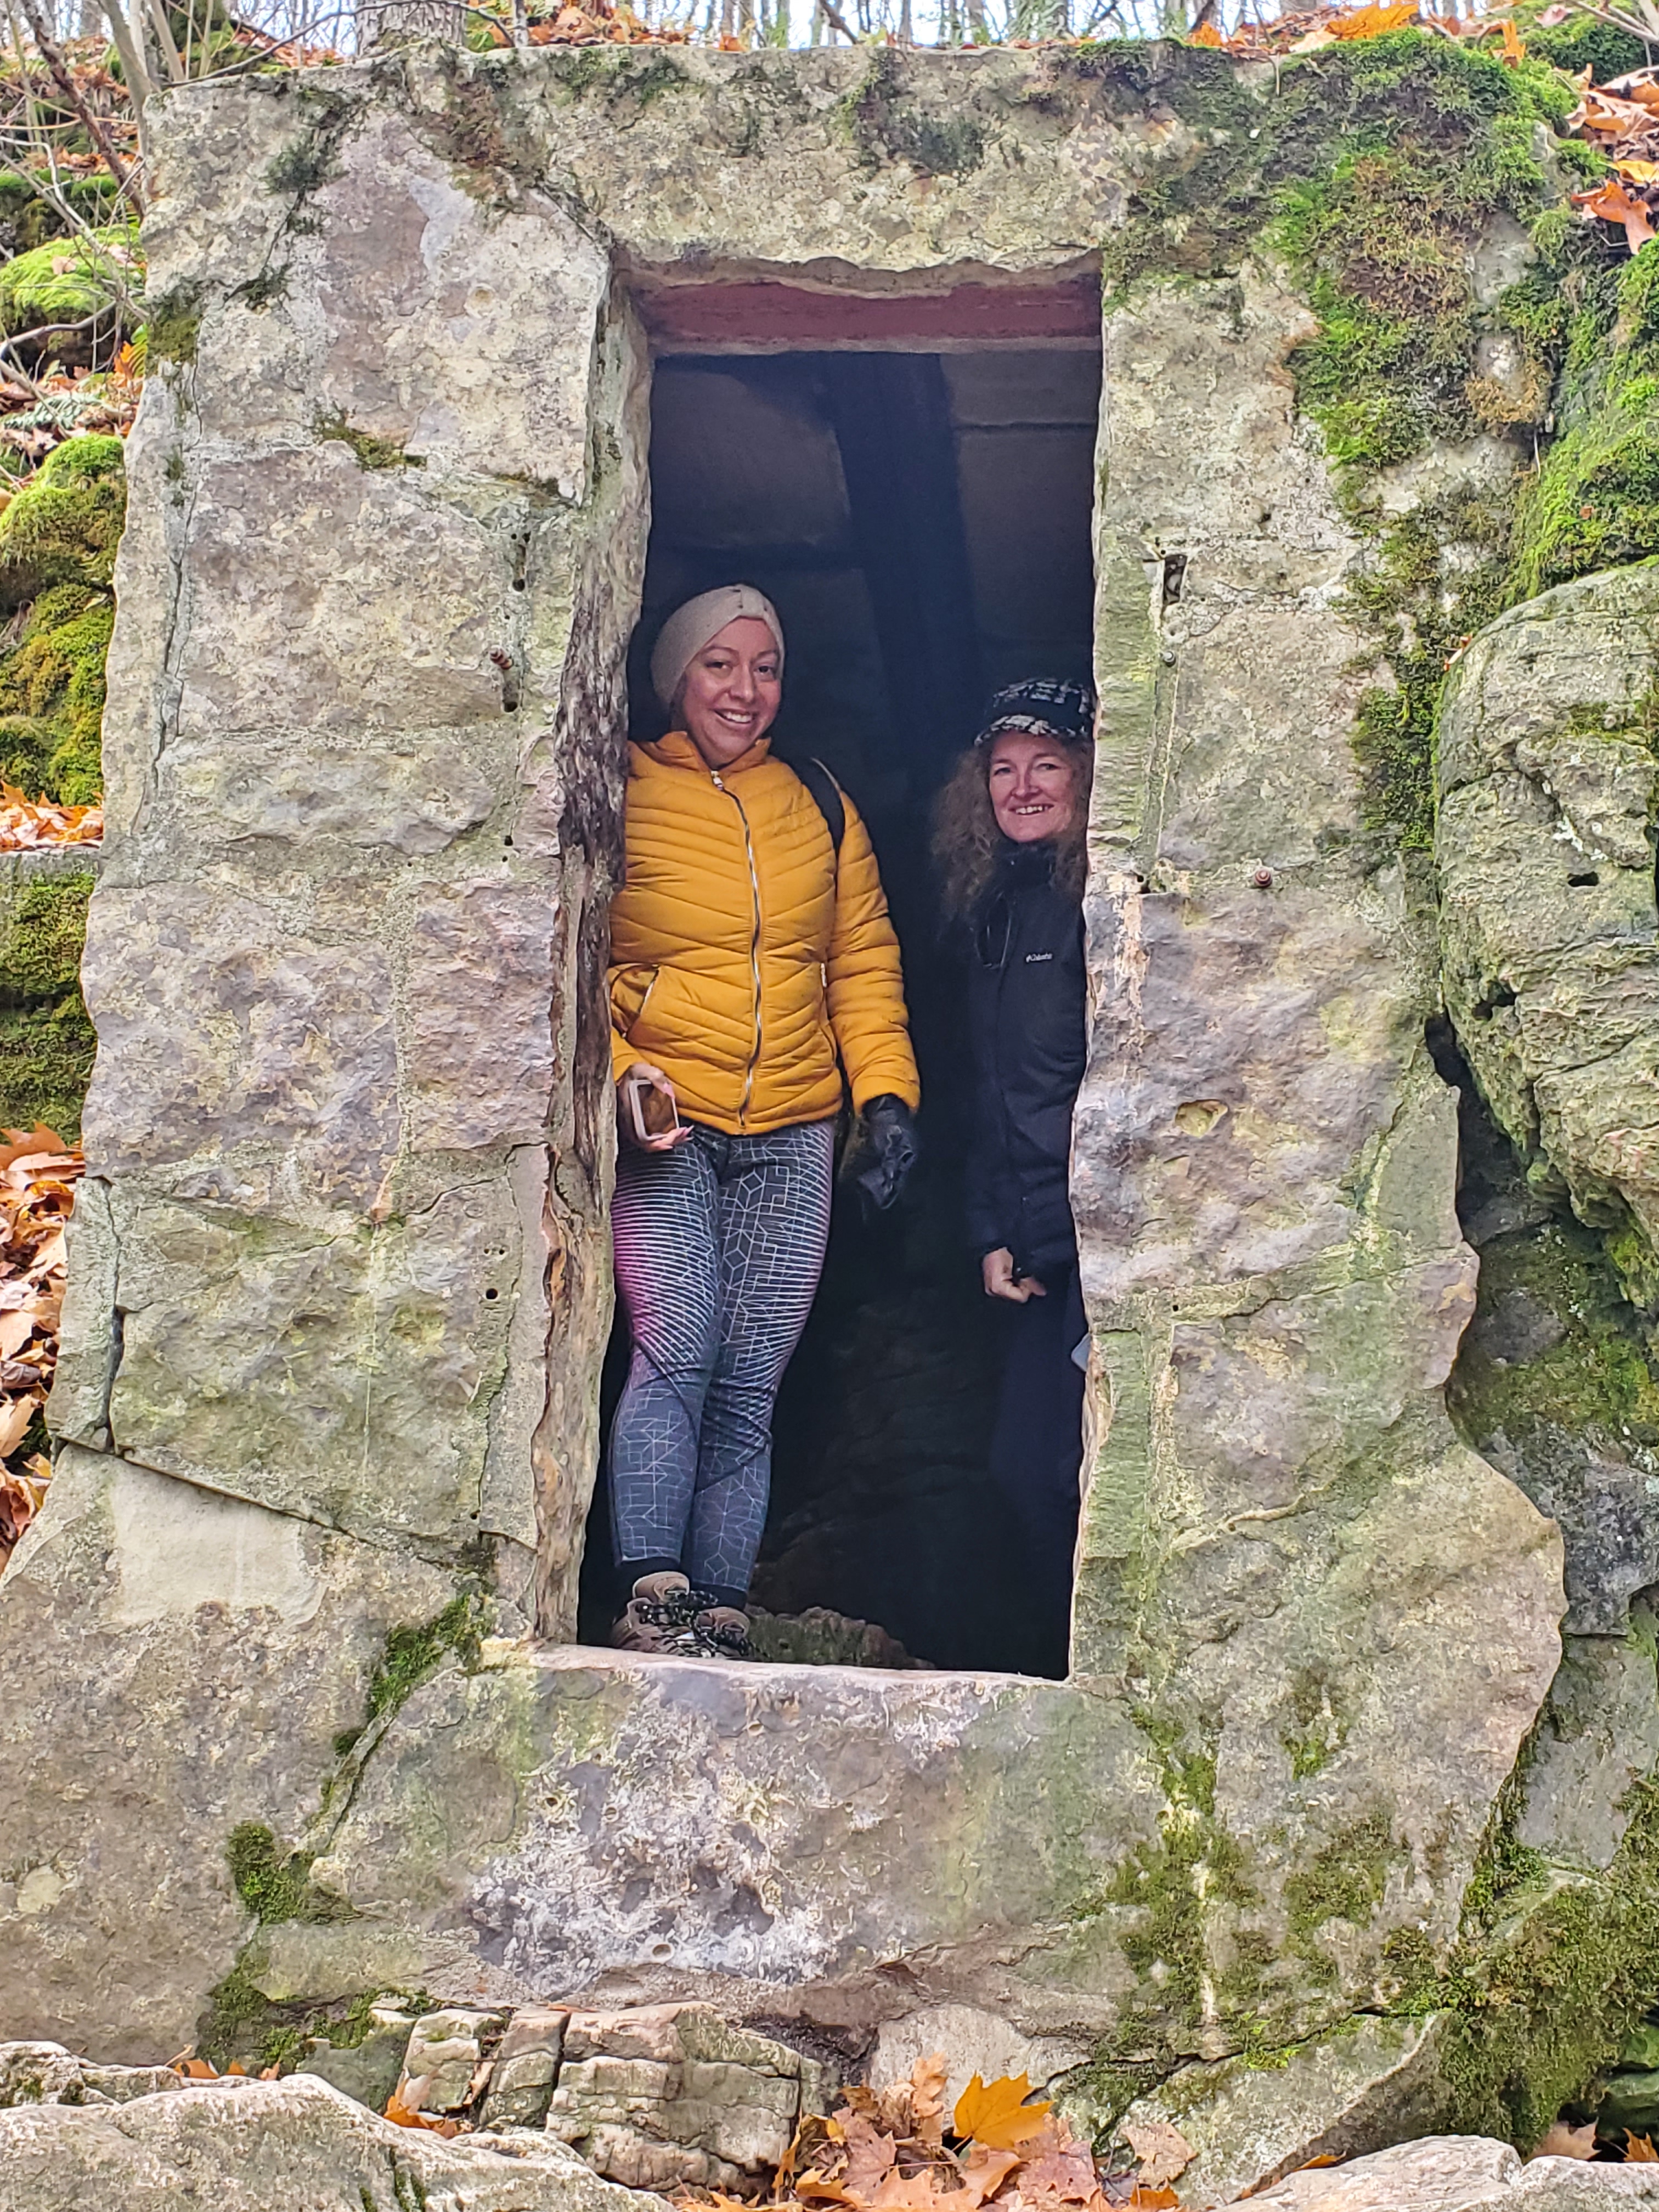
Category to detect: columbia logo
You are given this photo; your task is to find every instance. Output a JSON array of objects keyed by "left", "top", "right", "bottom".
[{"left": 1025, "top": 951, "right": 1054, "bottom": 963}]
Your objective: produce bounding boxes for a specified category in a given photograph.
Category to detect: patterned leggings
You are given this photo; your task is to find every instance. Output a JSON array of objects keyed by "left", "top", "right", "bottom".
[{"left": 608, "top": 1119, "right": 836, "bottom": 1603}]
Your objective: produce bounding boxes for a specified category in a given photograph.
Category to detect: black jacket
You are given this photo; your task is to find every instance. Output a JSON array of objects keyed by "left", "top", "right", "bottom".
[{"left": 964, "top": 841, "right": 1086, "bottom": 1281}]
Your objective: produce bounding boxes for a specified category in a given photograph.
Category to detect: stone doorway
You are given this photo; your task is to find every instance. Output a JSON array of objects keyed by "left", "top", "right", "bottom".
[{"left": 579, "top": 320, "right": 1102, "bottom": 1674}]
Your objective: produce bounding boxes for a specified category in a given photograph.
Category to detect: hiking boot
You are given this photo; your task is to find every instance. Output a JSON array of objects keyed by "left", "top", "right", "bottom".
[
  {"left": 695, "top": 1603, "right": 754, "bottom": 1660},
  {"left": 611, "top": 1571, "right": 707, "bottom": 1655}
]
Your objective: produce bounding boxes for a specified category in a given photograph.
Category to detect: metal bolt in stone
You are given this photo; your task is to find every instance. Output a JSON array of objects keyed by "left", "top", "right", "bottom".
[{"left": 1254, "top": 867, "right": 1274, "bottom": 888}]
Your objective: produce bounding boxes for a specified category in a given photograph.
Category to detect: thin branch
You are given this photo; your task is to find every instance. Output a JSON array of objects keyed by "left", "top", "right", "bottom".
[{"left": 14, "top": 0, "right": 136, "bottom": 194}]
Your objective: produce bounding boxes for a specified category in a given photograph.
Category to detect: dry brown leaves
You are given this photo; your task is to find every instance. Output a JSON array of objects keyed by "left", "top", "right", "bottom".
[
  {"left": 1561, "top": 60, "right": 1659, "bottom": 251},
  {"left": 0, "top": 1125, "right": 81, "bottom": 1574},
  {"left": 680, "top": 2066, "right": 1189, "bottom": 2212},
  {"left": 1186, "top": 0, "right": 1525, "bottom": 60},
  {"left": 0, "top": 782, "right": 103, "bottom": 849}
]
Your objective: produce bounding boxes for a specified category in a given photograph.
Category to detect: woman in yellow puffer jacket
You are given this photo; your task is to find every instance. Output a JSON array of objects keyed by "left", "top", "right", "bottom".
[{"left": 606, "top": 583, "right": 919, "bottom": 1660}]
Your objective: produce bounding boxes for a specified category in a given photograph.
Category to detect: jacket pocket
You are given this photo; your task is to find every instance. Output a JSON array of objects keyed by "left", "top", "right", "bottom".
[{"left": 609, "top": 964, "right": 659, "bottom": 1041}]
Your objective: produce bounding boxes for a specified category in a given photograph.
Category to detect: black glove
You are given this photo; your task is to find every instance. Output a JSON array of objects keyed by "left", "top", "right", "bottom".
[{"left": 848, "top": 1094, "right": 918, "bottom": 1215}]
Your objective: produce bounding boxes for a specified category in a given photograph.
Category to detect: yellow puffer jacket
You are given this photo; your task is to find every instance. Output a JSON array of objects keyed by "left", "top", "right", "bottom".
[{"left": 608, "top": 731, "right": 919, "bottom": 1136}]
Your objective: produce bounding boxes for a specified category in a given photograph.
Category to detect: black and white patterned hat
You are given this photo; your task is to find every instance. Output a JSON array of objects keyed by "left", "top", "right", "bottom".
[{"left": 975, "top": 678, "right": 1096, "bottom": 748}]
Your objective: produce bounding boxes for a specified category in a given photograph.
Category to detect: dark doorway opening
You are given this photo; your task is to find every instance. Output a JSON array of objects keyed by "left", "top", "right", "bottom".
[{"left": 580, "top": 339, "right": 1101, "bottom": 1675}]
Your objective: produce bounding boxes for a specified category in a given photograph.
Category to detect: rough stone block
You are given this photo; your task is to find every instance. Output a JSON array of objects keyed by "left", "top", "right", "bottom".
[
  {"left": 296, "top": 2009, "right": 413, "bottom": 2116},
  {"left": 171, "top": 445, "right": 515, "bottom": 738},
  {"left": 0, "top": 1445, "right": 460, "bottom": 2061},
  {"left": 1229, "top": 2135, "right": 1659, "bottom": 2207},
  {"left": 479, "top": 2008, "right": 567, "bottom": 2131},
  {"left": 0, "top": 2069, "right": 666, "bottom": 2212},
  {"left": 1115, "top": 2015, "right": 1448, "bottom": 2208},
  {"left": 399, "top": 2007, "right": 506, "bottom": 2114},
  {"left": 0, "top": 2042, "right": 183, "bottom": 2108},
  {"left": 403, "top": 880, "right": 561, "bottom": 1150},
  {"left": 79, "top": 884, "right": 399, "bottom": 1211},
  {"left": 153, "top": 103, "right": 607, "bottom": 493},
  {"left": 52, "top": 1180, "right": 518, "bottom": 1554}
]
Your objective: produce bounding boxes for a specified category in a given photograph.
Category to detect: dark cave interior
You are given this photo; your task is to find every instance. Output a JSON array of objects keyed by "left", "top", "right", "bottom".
[{"left": 579, "top": 339, "right": 1102, "bottom": 1674}]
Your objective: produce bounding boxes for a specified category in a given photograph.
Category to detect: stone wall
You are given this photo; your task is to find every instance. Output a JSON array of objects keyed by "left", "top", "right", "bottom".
[{"left": 0, "top": 33, "right": 1625, "bottom": 2183}]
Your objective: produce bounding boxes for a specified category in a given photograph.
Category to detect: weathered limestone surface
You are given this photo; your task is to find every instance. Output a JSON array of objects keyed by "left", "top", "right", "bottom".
[
  {"left": 1232, "top": 2139, "right": 1659, "bottom": 2210},
  {"left": 0, "top": 36, "right": 1572, "bottom": 2154},
  {"left": 1118, "top": 2016, "right": 1449, "bottom": 2210},
  {"left": 0, "top": 1444, "right": 457, "bottom": 2056},
  {"left": 1438, "top": 564, "right": 1659, "bottom": 1626},
  {"left": 1438, "top": 563, "right": 1659, "bottom": 1294},
  {"left": 0, "top": 2070, "right": 664, "bottom": 2212}
]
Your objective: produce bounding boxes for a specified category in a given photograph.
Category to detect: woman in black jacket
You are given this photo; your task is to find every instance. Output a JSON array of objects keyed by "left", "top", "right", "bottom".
[{"left": 934, "top": 679, "right": 1094, "bottom": 1675}]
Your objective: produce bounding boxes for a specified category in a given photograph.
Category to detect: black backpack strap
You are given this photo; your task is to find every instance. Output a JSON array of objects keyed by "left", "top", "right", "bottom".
[{"left": 795, "top": 755, "right": 846, "bottom": 865}]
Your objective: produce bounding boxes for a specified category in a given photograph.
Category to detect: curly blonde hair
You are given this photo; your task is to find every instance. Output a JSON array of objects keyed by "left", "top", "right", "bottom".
[{"left": 931, "top": 737, "right": 1092, "bottom": 924}]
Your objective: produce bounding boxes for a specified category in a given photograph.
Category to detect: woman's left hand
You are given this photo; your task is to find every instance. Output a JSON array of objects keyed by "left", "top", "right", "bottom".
[
  {"left": 851, "top": 1096, "right": 918, "bottom": 1212},
  {"left": 983, "top": 1247, "right": 1046, "bottom": 1302}
]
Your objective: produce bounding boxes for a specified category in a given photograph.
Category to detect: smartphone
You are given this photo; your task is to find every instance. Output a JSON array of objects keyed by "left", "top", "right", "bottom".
[{"left": 626, "top": 1073, "right": 682, "bottom": 1143}]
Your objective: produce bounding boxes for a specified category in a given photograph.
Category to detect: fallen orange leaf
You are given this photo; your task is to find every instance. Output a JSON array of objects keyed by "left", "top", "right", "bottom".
[
  {"left": 954, "top": 2075, "right": 1053, "bottom": 2152},
  {"left": 1127, "top": 2192, "right": 1181, "bottom": 2210},
  {"left": 1328, "top": 0, "right": 1417, "bottom": 37},
  {"left": 384, "top": 2092, "right": 460, "bottom": 2138},
  {"left": 1575, "top": 177, "right": 1657, "bottom": 251},
  {"left": 1189, "top": 20, "right": 1222, "bottom": 41},
  {"left": 1628, "top": 2135, "right": 1659, "bottom": 2163}
]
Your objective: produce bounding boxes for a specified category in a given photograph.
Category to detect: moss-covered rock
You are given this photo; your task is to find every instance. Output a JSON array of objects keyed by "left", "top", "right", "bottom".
[
  {"left": 0, "top": 228, "right": 140, "bottom": 348},
  {"left": 0, "top": 868, "right": 95, "bottom": 1138},
  {"left": 0, "top": 434, "right": 124, "bottom": 804}
]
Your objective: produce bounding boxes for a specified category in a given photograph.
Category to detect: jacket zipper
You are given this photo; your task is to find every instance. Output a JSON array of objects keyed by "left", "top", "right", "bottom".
[{"left": 712, "top": 769, "right": 764, "bottom": 1127}]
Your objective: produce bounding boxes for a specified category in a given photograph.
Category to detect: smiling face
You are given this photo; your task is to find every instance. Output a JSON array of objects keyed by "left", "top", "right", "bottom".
[
  {"left": 677, "top": 617, "right": 783, "bottom": 769},
  {"left": 986, "top": 728, "right": 1082, "bottom": 844}
]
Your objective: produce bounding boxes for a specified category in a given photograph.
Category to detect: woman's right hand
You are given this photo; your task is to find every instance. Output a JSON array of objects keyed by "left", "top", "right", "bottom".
[
  {"left": 619, "top": 1062, "right": 693, "bottom": 1152},
  {"left": 983, "top": 1247, "right": 1046, "bottom": 1303}
]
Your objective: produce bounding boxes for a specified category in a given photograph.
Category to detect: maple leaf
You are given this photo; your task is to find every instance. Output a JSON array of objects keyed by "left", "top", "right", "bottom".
[
  {"left": 957, "top": 2146, "right": 1023, "bottom": 2207},
  {"left": 955, "top": 2077, "right": 1053, "bottom": 2153},
  {"left": 1120, "top": 2121, "right": 1193, "bottom": 2192},
  {"left": 1575, "top": 178, "right": 1658, "bottom": 251},
  {"left": 1005, "top": 2142, "right": 1096, "bottom": 2204},
  {"left": 1628, "top": 2135, "right": 1659, "bottom": 2163},
  {"left": 1188, "top": 20, "right": 1222, "bottom": 41},
  {"left": 911, "top": 2055, "right": 950, "bottom": 2147},
  {"left": 842, "top": 2115, "right": 900, "bottom": 2199}
]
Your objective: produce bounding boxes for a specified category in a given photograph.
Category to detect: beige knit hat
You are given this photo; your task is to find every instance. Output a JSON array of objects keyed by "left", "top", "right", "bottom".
[{"left": 649, "top": 584, "right": 785, "bottom": 712}]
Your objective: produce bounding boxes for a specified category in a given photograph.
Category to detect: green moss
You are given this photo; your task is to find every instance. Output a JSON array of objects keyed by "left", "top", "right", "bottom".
[
  {"left": 315, "top": 411, "right": 425, "bottom": 472},
  {"left": 1102, "top": 36, "right": 1564, "bottom": 474},
  {"left": 196, "top": 1955, "right": 432, "bottom": 2073},
  {"left": 1509, "top": 245, "right": 1659, "bottom": 597},
  {"left": 1284, "top": 1811, "right": 1404, "bottom": 1988},
  {"left": 0, "top": 433, "right": 126, "bottom": 601},
  {"left": 1526, "top": 14, "right": 1648, "bottom": 82},
  {"left": 145, "top": 281, "right": 202, "bottom": 366},
  {"left": 1431, "top": 1775, "right": 1659, "bottom": 2148},
  {"left": 226, "top": 1821, "right": 353, "bottom": 1927},
  {"left": 1344, "top": 489, "right": 1511, "bottom": 849},
  {"left": 1097, "top": 1724, "right": 1260, "bottom": 2063},
  {"left": 332, "top": 1586, "right": 488, "bottom": 1758},
  {"left": 264, "top": 132, "right": 340, "bottom": 200},
  {"left": 0, "top": 588, "right": 114, "bottom": 806},
  {"left": 1448, "top": 1217, "right": 1659, "bottom": 1454},
  {"left": 0, "top": 874, "right": 94, "bottom": 1138},
  {"left": 0, "top": 228, "right": 140, "bottom": 338},
  {"left": 1282, "top": 1666, "right": 1351, "bottom": 1782},
  {"left": 839, "top": 48, "right": 986, "bottom": 177}
]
